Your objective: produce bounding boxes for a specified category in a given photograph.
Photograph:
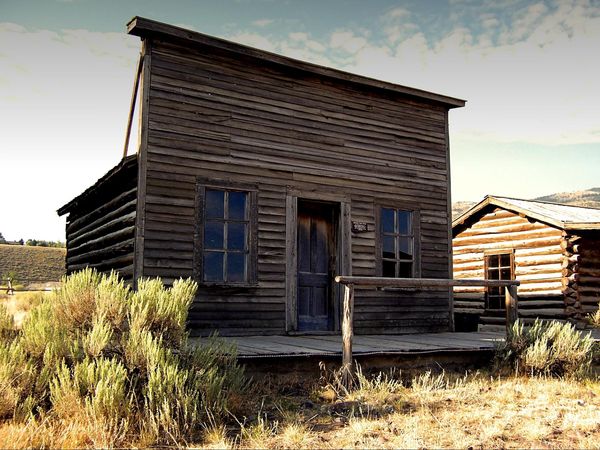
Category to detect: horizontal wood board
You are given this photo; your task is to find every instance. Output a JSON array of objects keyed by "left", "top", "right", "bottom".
[
  {"left": 142, "top": 38, "right": 455, "bottom": 336},
  {"left": 191, "top": 331, "right": 507, "bottom": 358},
  {"left": 64, "top": 160, "right": 138, "bottom": 280}
]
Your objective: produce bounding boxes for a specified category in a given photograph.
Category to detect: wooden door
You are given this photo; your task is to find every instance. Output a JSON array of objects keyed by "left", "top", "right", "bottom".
[{"left": 297, "top": 202, "right": 335, "bottom": 331}]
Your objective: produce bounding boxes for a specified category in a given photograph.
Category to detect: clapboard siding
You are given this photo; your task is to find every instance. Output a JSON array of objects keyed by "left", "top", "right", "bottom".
[
  {"left": 453, "top": 208, "right": 564, "bottom": 321},
  {"left": 138, "top": 38, "right": 453, "bottom": 336},
  {"left": 63, "top": 158, "right": 138, "bottom": 280}
]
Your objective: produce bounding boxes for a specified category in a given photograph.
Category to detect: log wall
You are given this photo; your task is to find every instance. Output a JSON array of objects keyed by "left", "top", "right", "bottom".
[
  {"left": 140, "top": 38, "right": 454, "bottom": 336},
  {"left": 453, "top": 208, "right": 565, "bottom": 324},
  {"left": 562, "top": 231, "right": 600, "bottom": 323},
  {"left": 63, "top": 158, "right": 138, "bottom": 281}
]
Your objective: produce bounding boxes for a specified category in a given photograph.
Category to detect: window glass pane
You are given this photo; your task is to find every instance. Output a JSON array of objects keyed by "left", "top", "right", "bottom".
[
  {"left": 228, "top": 191, "right": 247, "bottom": 220},
  {"left": 227, "top": 252, "right": 246, "bottom": 282},
  {"left": 398, "top": 210, "right": 411, "bottom": 235},
  {"left": 382, "top": 260, "right": 396, "bottom": 277},
  {"left": 228, "top": 223, "right": 246, "bottom": 250},
  {"left": 204, "top": 221, "right": 224, "bottom": 249},
  {"left": 382, "top": 236, "right": 395, "bottom": 259},
  {"left": 501, "top": 268, "right": 511, "bottom": 280},
  {"left": 399, "top": 237, "right": 413, "bottom": 258},
  {"left": 204, "top": 252, "right": 224, "bottom": 281},
  {"left": 382, "top": 208, "right": 395, "bottom": 233},
  {"left": 500, "top": 254, "right": 511, "bottom": 267},
  {"left": 205, "top": 190, "right": 224, "bottom": 219},
  {"left": 487, "top": 268, "right": 499, "bottom": 279},
  {"left": 398, "top": 262, "right": 412, "bottom": 278}
]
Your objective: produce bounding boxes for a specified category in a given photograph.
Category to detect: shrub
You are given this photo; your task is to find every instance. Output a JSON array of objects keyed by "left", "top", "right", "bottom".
[
  {"left": 496, "top": 319, "right": 596, "bottom": 377},
  {"left": 588, "top": 304, "right": 600, "bottom": 328},
  {"left": 0, "top": 268, "right": 245, "bottom": 447}
]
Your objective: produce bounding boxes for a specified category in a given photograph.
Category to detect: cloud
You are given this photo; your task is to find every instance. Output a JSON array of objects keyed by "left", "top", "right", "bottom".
[
  {"left": 227, "top": 31, "right": 276, "bottom": 52},
  {"left": 0, "top": 23, "right": 140, "bottom": 240},
  {"left": 252, "top": 18, "right": 273, "bottom": 27},
  {"left": 329, "top": 30, "right": 367, "bottom": 53}
]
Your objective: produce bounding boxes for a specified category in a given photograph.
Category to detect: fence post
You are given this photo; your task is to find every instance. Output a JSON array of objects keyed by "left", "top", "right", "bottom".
[
  {"left": 341, "top": 283, "right": 354, "bottom": 387},
  {"left": 504, "top": 284, "right": 518, "bottom": 335},
  {"left": 7, "top": 278, "right": 14, "bottom": 295}
]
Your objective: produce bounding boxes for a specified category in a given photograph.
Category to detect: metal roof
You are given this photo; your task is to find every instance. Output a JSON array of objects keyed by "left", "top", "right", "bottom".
[{"left": 453, "top": 195, "right": 600, "bottom": 232}]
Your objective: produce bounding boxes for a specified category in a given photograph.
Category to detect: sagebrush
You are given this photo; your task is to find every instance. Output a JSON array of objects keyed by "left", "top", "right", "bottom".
[
  {"left": 496, "top": 319, "right": 597, "bottom": 377},
  {"left": 0, "top": 268, "right": 245, "bottom": 447}
]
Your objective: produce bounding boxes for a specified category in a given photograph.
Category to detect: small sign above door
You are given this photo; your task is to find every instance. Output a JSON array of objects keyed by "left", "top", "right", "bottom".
[{"left": 351, "top": 221, "right": 369, "bottom": 233}]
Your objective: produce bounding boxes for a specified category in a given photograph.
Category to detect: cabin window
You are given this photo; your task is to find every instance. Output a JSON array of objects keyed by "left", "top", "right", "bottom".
[
  {"left": 379, "top": 207, "right": 419, "bottom": 278},
  {"left": 485, "top": 252, "right": 514, "bottom": 310},
  {"left": 196, "top": 184, "right": 258, "bottom": 285}
]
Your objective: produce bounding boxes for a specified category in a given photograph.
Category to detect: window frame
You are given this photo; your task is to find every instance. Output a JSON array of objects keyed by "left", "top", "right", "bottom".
[
  {"left": 375, "top": 203, "right": 421, "bottom": 278},
  {"left": 483, "top": 249, "right": 514, "bottom": 311},
  {"left": 194, "top": 179, "right": 258, "bottom": 287}
]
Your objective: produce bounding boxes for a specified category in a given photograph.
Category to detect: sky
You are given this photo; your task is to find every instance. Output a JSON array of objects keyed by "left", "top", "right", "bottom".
[{"left": 1, "top": 0, "right": 599, "bottom": 241}]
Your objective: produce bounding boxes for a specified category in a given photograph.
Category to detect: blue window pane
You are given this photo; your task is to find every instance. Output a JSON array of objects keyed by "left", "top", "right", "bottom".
[
  {"left": 398, "top": 210, "right": 411, "bottom": 235},
  {"left": 204, "top": 252, "right": 224, "bottom": 281},
  {"left": 399, "top": 237, "right": 413, "bottom": 258},
  {"left": 205, "top": 190, "right": 224, "bottom": 219},
  {"left": 228, "top": 191, "right": 247, "bottom": 220},
  {"left": 204, "top": 221, "right": 224, "bottom": 249},
  {"left": 383, "top": 236, "right": 395, "bottom": 259},
  {"left": 382, "top": 208, "right": 395, "bottom": 233},
  {"left": 227, "top": 253, "right": 246, "bottom": 282},
  {"left": 228, "top": 223, "right": 246, "bottom": 250}
]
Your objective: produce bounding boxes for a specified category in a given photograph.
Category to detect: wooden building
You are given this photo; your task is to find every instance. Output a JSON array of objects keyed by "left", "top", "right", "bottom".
[
  {"left": 58, "top": 17, "right": 465, "bottom": 337},
  {"left": 453, "top": 195, "right": 600, "bottom": 330}
]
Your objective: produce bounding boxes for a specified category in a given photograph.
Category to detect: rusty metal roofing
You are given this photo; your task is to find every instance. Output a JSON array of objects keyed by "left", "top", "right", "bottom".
[{"left": 453, "top": 195, "right": 600, "bottom": 231}]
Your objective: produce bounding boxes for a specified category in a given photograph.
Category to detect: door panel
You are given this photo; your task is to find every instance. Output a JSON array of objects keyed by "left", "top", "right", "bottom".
[{"left": 297, "top": 202, "right": 334, "bottom": 331}]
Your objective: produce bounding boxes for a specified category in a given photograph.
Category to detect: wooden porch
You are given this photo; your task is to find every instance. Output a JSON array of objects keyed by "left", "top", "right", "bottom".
[{"left": 191, "top": 330, "right": 505, "bottom": 359}]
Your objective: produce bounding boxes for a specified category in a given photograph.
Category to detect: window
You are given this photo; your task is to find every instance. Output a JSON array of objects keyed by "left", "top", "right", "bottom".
[
  {"left": 379, "top": 207, "right": 418, "bottom": 278},
  {"left": 485, "top": 252, "right": 513, "bottom": 310},
  {"left": 196, "top": 184, "right": 257, "bottom": 285}
]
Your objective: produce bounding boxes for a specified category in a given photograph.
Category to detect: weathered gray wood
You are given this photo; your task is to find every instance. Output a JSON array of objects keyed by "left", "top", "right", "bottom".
[
  {"left": 123, "top": 52, "right": 144, "bottom": 159},
  {"left": 285, "top": 195, "right": 298, "bottom": 331},
  {"left": 342, "top": 284, "right": 354, "bottom": 386},
  {"left": 336, "top": 276, "right": 519, "bottom": 288},
  {"left": 134, "top": 41, "right": 152, "bottom": 286},
  {"left": 488, "top": 285, "right": 519, "bottom": 335}
]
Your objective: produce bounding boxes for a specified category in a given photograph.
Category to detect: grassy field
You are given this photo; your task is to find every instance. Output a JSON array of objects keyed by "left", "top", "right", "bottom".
[
  {"left": 0, "top": 272, "right": 598, "bottom": 448},
  {"left": 0, "top": 243, "right": 65, "bottom": 282},
  {"left": 210, "top": 369, "right": 600, "bottom": 449}
]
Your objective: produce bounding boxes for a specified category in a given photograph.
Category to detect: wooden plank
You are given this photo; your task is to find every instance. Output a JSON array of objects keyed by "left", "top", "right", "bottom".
[
  {"left": 134, "top": 40, "right": 152, "bottom": 285},
  {"left": 285, "top": 194, "right": 298, "bottom": 331}
]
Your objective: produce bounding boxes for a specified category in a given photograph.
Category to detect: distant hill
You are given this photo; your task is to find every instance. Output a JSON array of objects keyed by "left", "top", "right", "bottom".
[
  {"left": 0, "top": 244, "right": 65, "bottom": 283},
  {"left": 452, "top": 187, "right": 600, "bottom": 220},
  {"left": 534, "top": 187, "right": 600, "bottom": 209}
]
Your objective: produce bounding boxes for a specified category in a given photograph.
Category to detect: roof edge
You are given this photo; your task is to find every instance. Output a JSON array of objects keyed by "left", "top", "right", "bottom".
[
  {"left": 452, "top": 195, "right": 566, "bottom": 233},
  {"left": 57, "top": 155, "right": 138, "bottom": 216},
  {"left": 127, "top": 16, "right": 466, "bottom": 109}
]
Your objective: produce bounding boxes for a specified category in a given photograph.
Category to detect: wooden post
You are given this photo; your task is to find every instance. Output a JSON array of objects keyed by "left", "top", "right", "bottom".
[
  {"left": 7, "top": 278, "right": 13, "bottom": 296},
  {"left": 505, "top": 284, "right": 518, "bottom": 335},
  {"left": 341, "top": 283, "right": 354, "bottom": 387},
  {"left": 122, "top": 52, "right": 144, "bottom": 159}
]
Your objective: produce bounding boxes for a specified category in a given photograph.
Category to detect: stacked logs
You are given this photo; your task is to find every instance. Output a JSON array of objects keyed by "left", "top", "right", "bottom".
[{"left": 561, "top": 231, "right": 600, "bottom": 325}]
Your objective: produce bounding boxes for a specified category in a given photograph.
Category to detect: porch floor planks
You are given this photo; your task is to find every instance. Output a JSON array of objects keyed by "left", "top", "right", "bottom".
[{"left": 193, "top": 331, "right": 505, "bottom": 358}]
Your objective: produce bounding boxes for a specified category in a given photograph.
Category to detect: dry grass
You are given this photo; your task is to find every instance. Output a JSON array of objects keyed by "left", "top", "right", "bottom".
[
  {"left": 200, "top": 369, "right": 600, "bottom": 449},
  {"left": 0, "top": 243, "right": 65, "bottom": 282},
  {"left": 0, "top": 291, "right": 46, "bottom": 327}
]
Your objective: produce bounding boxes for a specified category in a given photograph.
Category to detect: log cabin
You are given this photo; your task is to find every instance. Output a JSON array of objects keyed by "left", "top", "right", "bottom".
[
  {"left": 453, "top": 195, "right": 600, "bottom": 331},
  {"left": 57, "top": 17, "right": 466, "bottom": 337}
]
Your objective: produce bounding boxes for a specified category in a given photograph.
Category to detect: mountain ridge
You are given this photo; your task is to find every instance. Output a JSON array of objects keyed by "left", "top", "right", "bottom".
[{"left": 452, "top": 187, "right": 600, "bottom": 219}]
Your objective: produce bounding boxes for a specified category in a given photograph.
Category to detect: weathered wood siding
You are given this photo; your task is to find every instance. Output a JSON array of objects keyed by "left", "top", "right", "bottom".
[
  {"left": 140, "top": 38, "right": 453, "bottom": 336},
  {"left": 453, "top": 208, "right": 565, "bottom": 323},
  {"left": 563, "top": 231, "right": 600, "bottom": 322},
  {"left": 64, "top": 160, "right": 137, "bottom": 281}
]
